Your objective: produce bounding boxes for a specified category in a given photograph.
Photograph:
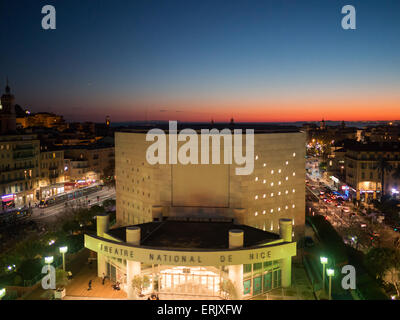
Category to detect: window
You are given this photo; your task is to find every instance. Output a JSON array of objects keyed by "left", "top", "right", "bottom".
[{"left": 243, "top": 264, "right": 252, "bottom": 273}]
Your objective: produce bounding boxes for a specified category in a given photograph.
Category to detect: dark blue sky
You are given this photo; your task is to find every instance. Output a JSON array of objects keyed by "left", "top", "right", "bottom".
[{"left": 1, "top": 0, "right": 399, "bottom": 122}]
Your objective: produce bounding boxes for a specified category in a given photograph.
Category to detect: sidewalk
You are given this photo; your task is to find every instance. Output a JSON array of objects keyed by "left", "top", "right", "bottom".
[
  {"left": 251, "top": 263, "right": 315, "bottom": 300},
  {"left": 23, "top": 249, "right": 94, "bottom": 300}
]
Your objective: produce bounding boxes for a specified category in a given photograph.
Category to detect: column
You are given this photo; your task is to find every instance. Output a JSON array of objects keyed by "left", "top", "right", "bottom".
[
  {"left": 228, "top": 229, "right": 244, "bottom": 300},
  {"left": 96, "top": 214, "right": 109, "bottom": 278},
  {"left": 152, "top": 206, "right": 163, "bottom": 221},
  {"left": 279, "top": 218, "right": 292, "bottom": 288},
  {"left": 233, "top": 208, "right": 246, "bottom": 224},
  {"left": 126, "top": 226, "right": 141, "bottom": 299}
]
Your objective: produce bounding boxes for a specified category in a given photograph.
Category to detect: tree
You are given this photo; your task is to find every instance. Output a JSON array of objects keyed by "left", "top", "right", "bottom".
[
  {"left": 56, "top": 269, "right": 69, "bottom": 288},
  {"left": 102, "top": 199, "right": 116, "bottom": 212},
  {"left": 131, "top": 275, "right": 150, "bottom": 296},
  {"left": 219, "top": 279, "right": 238, "bottom": 300},
  {"left": 377, "top": 157, "right": 393, "bottom": 197},
  {"left": 365, "top": 247, "right": 400, "bottom": 296}
]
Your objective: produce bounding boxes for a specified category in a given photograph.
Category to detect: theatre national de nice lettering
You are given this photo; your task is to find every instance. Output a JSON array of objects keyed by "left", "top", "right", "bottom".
[{"left": 84, "top": 123, "right": 306, "bottom": 299}]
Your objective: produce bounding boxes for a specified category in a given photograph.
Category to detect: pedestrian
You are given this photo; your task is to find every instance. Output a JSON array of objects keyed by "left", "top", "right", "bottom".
[
  {"left": 102, "top": 273, "right": 106, "bottom": 285},
  {"left": 88, "top": 280, "right": 92, "bottom": 290}
]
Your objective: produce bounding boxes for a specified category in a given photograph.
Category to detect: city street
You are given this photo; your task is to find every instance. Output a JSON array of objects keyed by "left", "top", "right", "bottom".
[
  {"left": 306, "top": 158, "right": 400, "bottom": 252},
  {"left": 30, "top": 187, "right": 116, "bottom": 224}
]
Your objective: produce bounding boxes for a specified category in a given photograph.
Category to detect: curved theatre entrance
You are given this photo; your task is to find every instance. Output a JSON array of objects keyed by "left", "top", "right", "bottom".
[{"left": 157, "top": 266, "right": 221, "bottom": 297}]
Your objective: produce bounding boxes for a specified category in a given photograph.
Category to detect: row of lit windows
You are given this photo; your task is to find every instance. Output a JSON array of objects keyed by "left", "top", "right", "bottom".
[
  {"left": 255, "top": 174, "right": 296, "bottom": 184},
  {"left": 254, "top": 204, "right": 296, "bottom": 216},
  {"left": 255, "top": 153, "right": 296, "bottom": 161},
  {"left": 253, "top": 220, "right": 295, "bottom": 232},
  {"left": 255, "top": 172, "right": 295, "bottom": 180},
  {"left": 254, "top": 189, "right": 296, "bottom": 199}
]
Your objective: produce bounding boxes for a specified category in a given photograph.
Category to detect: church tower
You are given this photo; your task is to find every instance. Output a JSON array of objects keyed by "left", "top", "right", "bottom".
[
  {"left": 320, "top": 118, "right": 326, "bottom": 130},
  {"left": 0, "top": 80, "right": 17, "bottom": 134}
]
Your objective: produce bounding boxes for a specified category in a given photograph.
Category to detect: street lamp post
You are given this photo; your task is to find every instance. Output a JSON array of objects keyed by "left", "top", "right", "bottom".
[
  {"left": 327, "top": 268, "right": 335, "bottom": 300},
  {"left": 44, "top": 256, "right": 54, "bottom": 270},
  {"left": 59, "top": 246, "right": 68, "bottom": 271},
  {"left": 320, "top": 256, "right": 328, "bottom": 290},
  {"left": 0, "top": 288, "right": 6, "bottom": 300}
]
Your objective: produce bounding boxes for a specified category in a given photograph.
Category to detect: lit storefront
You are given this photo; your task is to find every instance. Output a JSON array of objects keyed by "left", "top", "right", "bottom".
[
  {"left": 1, "top": 194, "right": 15, "bottom": 209},
  {"left": 85, "top": 214, "right": 296, "bottom": 299}
]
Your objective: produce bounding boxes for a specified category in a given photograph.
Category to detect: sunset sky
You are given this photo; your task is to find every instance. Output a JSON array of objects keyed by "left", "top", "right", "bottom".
[{"left": 1, "top": 0, "right": 400, "bottom": 122}]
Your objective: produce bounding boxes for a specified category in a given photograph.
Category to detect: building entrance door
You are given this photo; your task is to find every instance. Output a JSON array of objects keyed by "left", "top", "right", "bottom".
[
  {"left": 106, "top": 262, "right": 117, "bottom": 283},
  {"left": 158, "top": 266, "right": 220, "bottom": 297}
]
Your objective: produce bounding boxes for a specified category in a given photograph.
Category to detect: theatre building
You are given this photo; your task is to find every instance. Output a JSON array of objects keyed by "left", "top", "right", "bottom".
[{"left": 85, "top": 124, "right": 306, "bottom": 299}]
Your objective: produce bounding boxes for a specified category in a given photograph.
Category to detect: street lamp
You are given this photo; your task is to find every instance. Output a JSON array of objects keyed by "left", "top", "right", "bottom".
[
  {"left": 320, "top": 256, "right": 328, "bottom": 290},
  {"left": 0, "top": 288, "right": 6, "bottom": 300},
  {"left": 44, "top": 256, "right": 54, "bottom": 270},
  {"left": 59, "top": 246, "right": 68, "bottom": 271},
  {"left": 327, "top": 268, "right": 335, "bottom": 300}
]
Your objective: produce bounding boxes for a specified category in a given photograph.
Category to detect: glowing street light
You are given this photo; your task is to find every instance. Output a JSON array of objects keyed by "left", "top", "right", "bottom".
[
  {"left": 59, "top": 246, "right": 68, "bottom": 271},
  {"left": 44, "top": 256, "right": 54, "bottom": 268},
  {"left": 327, "top": 268, "right": 335, "bottom": 300},
  {"left": 320, "top": 256, "right": 328, "bottom": 290},
  {"left": 0, "top": 288, "right": 6, "bottom": 299}
]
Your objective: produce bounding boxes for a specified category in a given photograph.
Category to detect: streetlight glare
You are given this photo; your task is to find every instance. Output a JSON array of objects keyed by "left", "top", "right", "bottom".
[
  {"left": 327, "top": 268, "right": 335, "bottom": 276},
  {"left": 44, "top": 256, "right": 54, "bottom": 264},
  {"left": 59, "top": 246, "right": 68, "bottom": 254}
]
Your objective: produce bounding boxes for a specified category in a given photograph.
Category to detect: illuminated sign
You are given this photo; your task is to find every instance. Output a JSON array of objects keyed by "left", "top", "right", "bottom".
[
  {"left": 85, "top": 234, "right": 296, "bottom": 266},
  {"left": 1, "top": 194, "right": 15, "bottom": 202}
]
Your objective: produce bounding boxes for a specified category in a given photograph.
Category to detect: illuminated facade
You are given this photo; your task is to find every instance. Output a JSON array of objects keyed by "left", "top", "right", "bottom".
[
  {"left": 0, "top": 134, "right": 40, "bottom": 207},
  {"left": 85, "top": 125, "right": 306, "bottom": 299},
  {"left": 345, "top": 143, "right": 400, "bottom": 200},
  {"left": 38, "top": 148, "right": 66, "bottom": 200}
]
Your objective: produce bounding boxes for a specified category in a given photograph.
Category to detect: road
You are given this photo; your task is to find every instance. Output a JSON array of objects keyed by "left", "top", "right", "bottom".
[
  {"left": 31, "top": 187, "right": 116, "bottom": 224},
  {"left": 306, "top": 157, "right": 400, "bottom": 251}
]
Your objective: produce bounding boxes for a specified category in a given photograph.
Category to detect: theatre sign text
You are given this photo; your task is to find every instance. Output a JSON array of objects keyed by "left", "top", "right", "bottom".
[{"left": 85, "top": 234, "right": 296, "bottom": 266}]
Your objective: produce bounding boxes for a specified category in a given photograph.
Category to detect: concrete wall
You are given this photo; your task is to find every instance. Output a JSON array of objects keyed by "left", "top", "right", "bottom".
[{"left": 115, "top": 130, "right": 306, "bottom": 240}]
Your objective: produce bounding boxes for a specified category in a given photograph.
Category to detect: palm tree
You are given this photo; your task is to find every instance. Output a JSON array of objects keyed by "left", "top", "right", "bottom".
[{"left": 377, "top": 157, "right": 393, "bottom": 197}]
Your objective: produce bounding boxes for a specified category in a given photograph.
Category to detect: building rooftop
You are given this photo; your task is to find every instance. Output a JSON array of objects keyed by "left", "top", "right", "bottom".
[
  {"left": 107, "top": 220, "right": 281, "bottom": 249},
  {"left": 346, "top": 142, "right": 400, "bottom": 152},
  {"left": 117, "top": 122, "right": 300, "bottom": 134}
]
